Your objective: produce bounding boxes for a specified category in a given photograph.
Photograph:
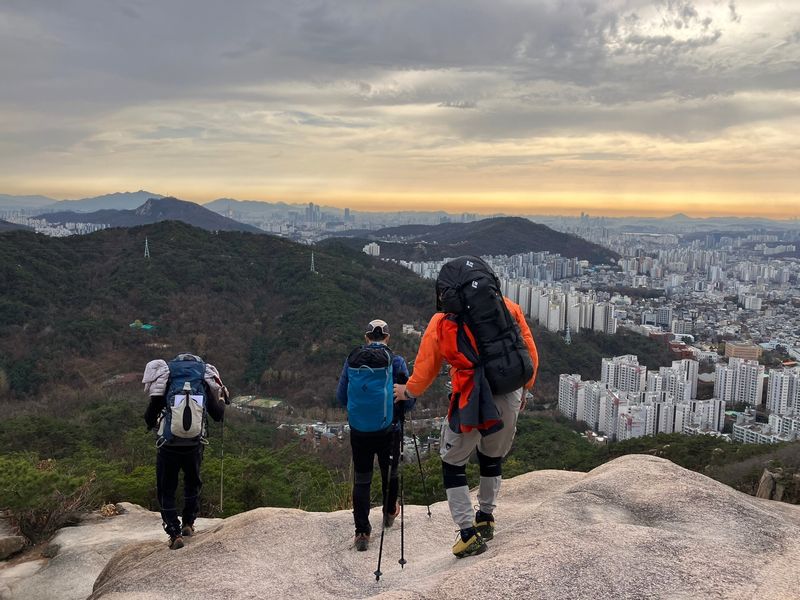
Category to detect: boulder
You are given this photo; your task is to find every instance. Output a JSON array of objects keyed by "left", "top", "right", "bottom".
[
  {"left": 0, "top": 536, "right": 25, "bottom": 561},
  {"left": 1, "top": 503, "right": 220, "bottom": 600},
  {"left": 88, "top": 456, "right": 800, "bottom": 600}
]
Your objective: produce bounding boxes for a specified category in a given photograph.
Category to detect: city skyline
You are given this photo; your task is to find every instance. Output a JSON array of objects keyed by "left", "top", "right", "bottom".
[{"left": 1, "top": 1, "right": 799, "bottom": 218}]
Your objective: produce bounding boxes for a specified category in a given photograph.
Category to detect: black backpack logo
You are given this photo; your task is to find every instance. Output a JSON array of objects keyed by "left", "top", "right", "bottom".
[{"left": 436, "top": 255, "right": 533, "bottom": 394}]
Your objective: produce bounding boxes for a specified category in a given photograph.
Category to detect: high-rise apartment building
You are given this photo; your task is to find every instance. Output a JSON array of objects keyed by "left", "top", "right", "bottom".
[
  {"left": 714, "top": 358, "right": 765, "bottom": 406},
  {"left": 767, "top": 368, "right": 800, "bottom": 416},
  {"left": 689, "top": 399, "right": 726, "bottom": 431},
  {"left": 656, "top": 306, "right": 673, "bottom": 328},
  {"left": 601, "top": 355, "right": 647, "bottom": 393},
  {"left": 558, "top": 374, "right": 584, "bottom": 421},
  {"left": 671, "top": 359, "right": 699, "bottom": 399}
]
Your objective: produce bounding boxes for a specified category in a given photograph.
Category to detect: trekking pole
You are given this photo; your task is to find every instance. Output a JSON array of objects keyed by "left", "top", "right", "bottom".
[
  {"left": 219, "top": 414, "right": 225, "bottom": 513},
  {"left": 398, "top": 416, "right": 406, "bottom": 569},
  {"left": 375, "top": 400, "right": 405, "bottom": 581},
  {"left": 374, "top": 522, "right": 386, "bottom": 581},
  {"left": 219, "top": 386, "right": 231, "bottom": 514},
  {"left": 409, "top": 417, "right": 432, "bottom": 517}
]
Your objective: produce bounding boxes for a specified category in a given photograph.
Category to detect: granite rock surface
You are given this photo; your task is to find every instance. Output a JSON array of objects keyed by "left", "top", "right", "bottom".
[{"left": 87, "top": 455, "right": 800, "bottom": 600}]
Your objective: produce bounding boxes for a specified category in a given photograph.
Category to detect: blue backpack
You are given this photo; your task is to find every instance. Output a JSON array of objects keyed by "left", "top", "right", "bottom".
[
  {"left": 157, "top": 355, "right": 208, "bottom": 446},
  {"left": 346, "top": 346, "right": 394, "bottom": 433}
]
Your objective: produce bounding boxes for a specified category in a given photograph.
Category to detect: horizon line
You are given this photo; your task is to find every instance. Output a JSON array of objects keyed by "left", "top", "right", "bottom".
[{"left": 3, "top": 189, "right": 800, "bottom": 222}]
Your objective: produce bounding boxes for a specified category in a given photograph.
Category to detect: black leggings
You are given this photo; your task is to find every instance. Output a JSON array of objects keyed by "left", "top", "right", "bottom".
[
  {"left": 350, "top": 428, "right": 400, "bottom": 535},
  {"left": 156, "top": 444, "right": 203, "bottom": 536}
]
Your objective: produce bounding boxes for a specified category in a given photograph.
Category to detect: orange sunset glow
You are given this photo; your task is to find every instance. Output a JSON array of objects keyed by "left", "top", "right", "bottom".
[{"left": 1, "top": 1, "right": 798, "bottom": 219}]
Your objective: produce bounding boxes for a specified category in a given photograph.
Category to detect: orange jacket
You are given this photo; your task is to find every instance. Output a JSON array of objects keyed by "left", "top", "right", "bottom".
[{"left": 406, "top": 298, "right": 539, "bottom": 398}]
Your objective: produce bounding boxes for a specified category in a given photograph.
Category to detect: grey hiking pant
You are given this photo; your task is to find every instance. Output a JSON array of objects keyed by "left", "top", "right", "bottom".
[{"left": 440, "top": 387, "right": 523, "bottom": 530}]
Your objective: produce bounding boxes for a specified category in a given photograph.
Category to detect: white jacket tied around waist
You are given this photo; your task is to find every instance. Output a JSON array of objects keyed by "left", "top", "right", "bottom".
[{"left": 142, "top": 359, "right": 225, "bottom": 402}]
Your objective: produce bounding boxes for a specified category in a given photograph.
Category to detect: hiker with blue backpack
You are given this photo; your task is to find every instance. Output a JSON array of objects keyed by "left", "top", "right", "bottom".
[
  {"left": 394, "top": 257, "right": 539, "bottom": 559},
  {"left": 336, "top": 319, "right": 414, "bottom": 551},
  {"left": 142, "top": 353, "right": 229, "bottom": 549}
]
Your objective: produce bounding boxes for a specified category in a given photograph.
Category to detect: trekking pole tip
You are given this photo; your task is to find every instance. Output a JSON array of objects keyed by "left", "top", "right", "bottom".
[
  {"left": 398, "top": 558, "right": 407, "bottom": 568},
  {"left": 374, "top": 570, "right": 382, "bottom": 581}
]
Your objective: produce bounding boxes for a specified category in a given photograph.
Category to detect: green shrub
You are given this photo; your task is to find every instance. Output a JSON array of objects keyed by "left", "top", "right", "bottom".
[{"left": 0, "top": 454, "right": 95, "bottom": 543}]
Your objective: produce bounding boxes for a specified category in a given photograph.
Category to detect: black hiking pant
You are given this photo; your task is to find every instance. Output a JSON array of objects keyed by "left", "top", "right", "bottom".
[
  {"left": 156, "top": 444, "right": 203, "bottom": 536},
  {"left": 350, "top": 427, "right": 400, "bottom": 535}
]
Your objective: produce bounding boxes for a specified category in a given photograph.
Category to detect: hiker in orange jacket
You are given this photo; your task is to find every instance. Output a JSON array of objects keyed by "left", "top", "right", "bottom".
[{"left": 394, "top": 271, "right": 538, "bottom": 558}]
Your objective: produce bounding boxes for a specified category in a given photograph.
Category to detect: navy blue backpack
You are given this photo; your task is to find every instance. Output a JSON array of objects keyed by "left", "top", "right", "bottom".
[{"left": 157, "top": 355, "right": 208, "bottom": 446}]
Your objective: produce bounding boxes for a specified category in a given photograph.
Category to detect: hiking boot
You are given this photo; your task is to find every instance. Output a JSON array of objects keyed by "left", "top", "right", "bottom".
[
  {"left": 452, "top": 527, "right": 487, "bottom": 559},
  {"left": 181, "top": 524, "right": 195, "bottom": 537},
  {"left": 474, "top": 510, "right": 495, "bottom": 541},
  {"left": 383, "top": 502, "right": 400, "bottom": 528},
  {"left": 168, "top": 534, "right": 184, "bottom": 550},
  {"left": 354, "top": 532, "right": 370, "bottom": 551}
]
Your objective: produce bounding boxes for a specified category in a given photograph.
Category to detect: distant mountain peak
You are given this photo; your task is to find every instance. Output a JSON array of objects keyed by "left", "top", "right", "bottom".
[
  {"left": 134, "top": 196, "right": 179, "bottom": 216},
  {"left": 327, "top": 216, "right": 618, "bottom": 264},
  {"left": 40, "top": 196, "right": 262, "bottom": 233}
]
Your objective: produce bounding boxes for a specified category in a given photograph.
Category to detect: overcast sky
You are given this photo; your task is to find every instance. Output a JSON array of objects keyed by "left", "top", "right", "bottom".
[{"left": 1, "top": 0, "right": 798, "bottom": 217}]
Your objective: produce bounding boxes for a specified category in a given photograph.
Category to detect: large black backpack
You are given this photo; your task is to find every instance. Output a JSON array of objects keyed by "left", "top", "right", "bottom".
[{"left": 436, "top": 256, "right": 533, "bottom": 395}]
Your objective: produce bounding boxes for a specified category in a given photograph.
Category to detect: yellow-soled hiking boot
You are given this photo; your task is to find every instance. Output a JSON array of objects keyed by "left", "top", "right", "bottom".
[
  {"left": 452, "top": 527, "right": 487, "bottom": 559},
  {"left": 474, "top": 510, "right": 495, "bottom": 541}
]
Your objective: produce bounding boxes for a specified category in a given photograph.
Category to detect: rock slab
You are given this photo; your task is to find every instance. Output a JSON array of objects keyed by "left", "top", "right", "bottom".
[
  {"left": 88, "top": 455, "right": 800, "bottom": 600},
  {"left": 0, "top": 503, "right": 219, "bottom": 600}
]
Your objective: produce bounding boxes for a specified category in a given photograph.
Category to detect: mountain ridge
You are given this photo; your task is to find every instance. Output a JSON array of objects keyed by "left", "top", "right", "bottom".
[
  {"left": 36, "top": 197, "right": 263, "bottom": 233},
  {"left": 0, "top": 220, "right": 32, "bottom": 232},
  {"left": 327, "top": 216, "right": 619, "bottom": 264},
  {"left": 48, "top": 190, "right": 165, "bottom": 212},
  {"left": 0, "top": 220, "right": 431, "bottom": 403}
]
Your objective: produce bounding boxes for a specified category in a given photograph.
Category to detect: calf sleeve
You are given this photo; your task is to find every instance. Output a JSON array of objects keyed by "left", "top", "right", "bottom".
[
  {"left": 477, "top": 450, "right": 502, "bottom": 477},
  {"left": 442, "top": 460, "right": 468, "bottom": 489}
]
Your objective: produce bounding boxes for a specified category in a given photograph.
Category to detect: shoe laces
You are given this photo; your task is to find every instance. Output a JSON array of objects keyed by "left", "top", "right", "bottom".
[{"left": 457, "top": 526, "right": 478, "bottom": 542}]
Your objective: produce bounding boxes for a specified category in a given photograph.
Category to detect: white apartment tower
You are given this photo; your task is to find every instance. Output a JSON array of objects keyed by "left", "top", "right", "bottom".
[
  {"left": 362, "top": 242, "right": 380, "bottom": 256},
  {"left": 593, "top": 302, "right": 617, "bottom": 334},
  {"left": 558, "top": 374, "right": 584, "bottom": 421},
  {"left": 601, "top": 355, "right": 647, "bottom": 393},
  {"left": 547, "top": 300, "right": 564, "bottom": 333},
  {"left": 581, "top": 381, "right": 605, "bottom": 432},
  {"left": 714, "top": 358, "right": 765, "bottom": 407},
  {"left": 673, "top": 359, "right": 699, "bottom": 399},
  {"left": 767, "top": 368, "right": 800, "bottom": 416},
  {"left": 617, "top": 404, "right": 649, "bottom": 441},
  {"left": 689, "top": 399, "right": 726, "bottom": 432},
  {"left": 601, "top": 388, "right": 626, "bottom": 438},
  {"left": 653, "top": 360, "right": 698, "bottom": 403}
]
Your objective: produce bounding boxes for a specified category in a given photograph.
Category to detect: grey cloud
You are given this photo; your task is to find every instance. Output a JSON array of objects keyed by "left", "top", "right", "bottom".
[
  {"left": 116, "top": 2, "right": 142, "bottom": 20},
  {"left": 623, "top": 29, "right": 722, "bottom": 52},
  {"left": 438, "top": 101, "right": 478, "bottom": 109},
  {"left": 0, "top": 0, "right": 798, "bottom": 150},
  {"left": 728, "top": 0, "right": 741, "bottom": 23},
  {"left": 431, "top": 92, "right": 800, "bottom": 143}
]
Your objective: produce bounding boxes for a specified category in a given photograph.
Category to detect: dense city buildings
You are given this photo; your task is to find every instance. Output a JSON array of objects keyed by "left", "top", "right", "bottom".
[
  {"left": 557, "top": 355, "right": 725, "bottom": 442},
  {"left": 9, "top": 201, "right": 799, "bottom": 444}
]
